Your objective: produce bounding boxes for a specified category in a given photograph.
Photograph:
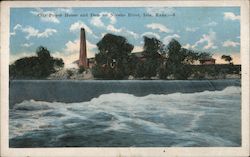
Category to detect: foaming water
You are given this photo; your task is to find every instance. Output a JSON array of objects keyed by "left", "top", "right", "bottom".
[{"left": 9, "top": 86, "right": 241, "bottom": 147}]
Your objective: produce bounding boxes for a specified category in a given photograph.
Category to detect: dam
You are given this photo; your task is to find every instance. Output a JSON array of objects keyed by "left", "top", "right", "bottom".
[{"left": 9, "top": 79, "right": 241, "bottom": 108}]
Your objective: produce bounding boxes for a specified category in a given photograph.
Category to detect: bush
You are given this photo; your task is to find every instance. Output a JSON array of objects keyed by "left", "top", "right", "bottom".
[
  {"left": 92, "top": 65, "right": 110, "bottom": 79},
  {"left": 66, "top": 70, "right": 73, "bottom": 78},
  {"left": 78, "top": 66, "right": 85, "bottom": 74},
  {"left": 135, "top": 61, "right": 145, "bottom": 78},
  {"left": 158, "top": 66, "right": 167, "bottom": 79},
  {"left": 9, "top": 46, "right": 64, "bottom": 79}
]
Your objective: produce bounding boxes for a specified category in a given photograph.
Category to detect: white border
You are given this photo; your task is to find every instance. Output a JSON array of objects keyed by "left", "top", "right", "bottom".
[{"left": 1, "top": 1, "right": 249, "bottom": 157}]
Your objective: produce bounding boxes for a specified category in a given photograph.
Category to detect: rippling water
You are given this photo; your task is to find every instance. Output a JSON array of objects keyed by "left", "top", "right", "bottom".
[{"left": 9, "top": 86, "right": 241, "bottom": 147}]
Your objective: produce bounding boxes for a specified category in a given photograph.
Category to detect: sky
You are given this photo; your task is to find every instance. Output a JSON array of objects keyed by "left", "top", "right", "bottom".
[{"left": 10, "top": 7, "right": 240, "bottom": 67}]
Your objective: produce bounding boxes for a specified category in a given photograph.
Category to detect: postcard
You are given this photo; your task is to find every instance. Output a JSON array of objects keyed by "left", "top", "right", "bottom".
[{"left": 1, "top": 0, "right": 249, "bottom": 157}]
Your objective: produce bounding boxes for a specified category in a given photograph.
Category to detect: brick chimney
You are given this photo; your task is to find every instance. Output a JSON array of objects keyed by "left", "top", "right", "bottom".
[{"left": 79, "top": 28, "right": 87, "bottom": 68}]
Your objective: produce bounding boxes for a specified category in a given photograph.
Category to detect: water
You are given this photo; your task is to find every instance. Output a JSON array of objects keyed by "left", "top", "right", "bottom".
[
  {"left": 9, "top": 79, "right": 240, "bottom": 107},
  {"left": 9, "top": 86, "right": 241, "bottom": 147}
]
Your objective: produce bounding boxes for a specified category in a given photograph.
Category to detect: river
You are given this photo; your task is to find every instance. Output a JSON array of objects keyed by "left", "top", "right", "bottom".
[{"left": 9, "top": 80, "right": 241, "bottom": 147}]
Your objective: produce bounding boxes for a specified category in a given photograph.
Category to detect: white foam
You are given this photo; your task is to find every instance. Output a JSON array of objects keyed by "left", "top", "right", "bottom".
[{"left": 10, "top": 86, "right": 241, "bottom": 146}]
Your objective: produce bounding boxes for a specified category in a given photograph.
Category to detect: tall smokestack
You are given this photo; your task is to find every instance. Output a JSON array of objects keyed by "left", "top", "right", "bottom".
[{"left": 79, "top": 28, "right": 87, "bottom": 68}]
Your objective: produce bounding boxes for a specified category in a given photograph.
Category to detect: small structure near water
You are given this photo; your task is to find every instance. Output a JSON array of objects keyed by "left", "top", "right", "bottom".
[{"left": 199, "top": 58, "right": 216, "bottom": 65}]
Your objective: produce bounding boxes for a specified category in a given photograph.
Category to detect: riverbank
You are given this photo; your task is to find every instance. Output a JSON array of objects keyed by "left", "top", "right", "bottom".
[
  {"left": 9, "top": 79, "right": 241, "bottom": 108},
  {"left": 46, "top": 64, "right": 241, "bottom": 80}
]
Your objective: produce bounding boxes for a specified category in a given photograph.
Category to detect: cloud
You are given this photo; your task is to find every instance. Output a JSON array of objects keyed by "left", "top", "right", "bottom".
[
  {"left": 141, "top": 32, "right": 160, "bottom": 39},
  {"left": 146, "top": 23, "right": 172, "bottom": 33},
  {"left": 64, "top": 39, "right": 80, "bottom": 54},
  {"left": 91, "top": 16, "right": 105, "bottom": 28},
  {"left": 21, "top": 43, "right": 33, "bottom": 48},
  {"left": 22, "top": 26, "right": 39, "bottom": 39},
  {"left": 90, "top": 12, "right": 116, "bottom": 28},
  {"left": 70, "top": 21, "right": 93, "bottom": 34},
  {"left": 53, "top": 51, "right": 79, "bottom": 69},
  {"left": 37, "top": 28, "right": 57, "bottom": 38},
  {"left": 106, "top": 25, "right": 139, "bottom": 39},
  {"left": 223, "top": 12, "right": 240, "bottom": 21},
  {"left": 185, "top": 27, "right": 199, "bottom": 32},
  {"left": 204, "top": 21, "right": 217, "bottom": 27},
  {"left": 88, "top": 12, "right": 139, "bottom": 39},
  {"left": 107, "top": 25, "right": 122, "bottom": 33},
  {"left": 12, "top": 25, "right": 57, "bottom": 39},
  {"left": 10, "top": 52, "right": 35, "bottom": 64},
  {"left": 126, "top": 30, "right": 139, "bottom": 39},
  {"left": 146, "top": 7, "right": 175, "bottom": 16},
  {"left": 222, "top": 40, "right": 240, "bottom": 47},
  {"left": 10, "top": 24, "right": 22, "bottom": 36},
  {"left": 132, "top": 45, "right": 143, "bottom": 53},
  {"left": 64, "top": 39, "right": 97, "bottom": 57},
  {"left": 163, "top": 34, "right": 180, "bottom": 45},
  {"left": 60, "top": 39, "right": 98, "bottom": 67},
  {"left": 89, "top": 12, "right": 138, "bottom": 39},
  {"left": 30, "top": 8, "right": 60, "bottom": 23},
  {"left": 182, "top": 43, "right": 192, "bottom": 49},
  {"left": 193, "top": 30, "right": 217, "bottom": 50},
  {"left": 14, "top": 24, "right": 22, "bottom": 30},
  {"left": 22, "top": 26, "right": 57, "bottom": 39}
]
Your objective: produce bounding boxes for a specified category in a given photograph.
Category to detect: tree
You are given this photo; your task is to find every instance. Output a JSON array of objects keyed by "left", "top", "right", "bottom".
[
  {"left": 221, "top": 55, "right": 233, "bottom": 64},
  {"left": 165, "top": 39, "right": 186, "bottom": 79},
  {"left": 93, "top": 33, "right": 134, "bottom": 79},
  {"left": 9, "top": 46, "right": 64, "bottom": 79},
  {"left": 143, "top": 36, "right": 166, "bottom": 58},
  {"left": 198, "top": 52, "right": 212, "bottom": 60},
  {"left": 135, "top": 36, "right": 165, "bottom": 79},
  {"left": 164, "top": 39, "right": 203, "bottom": 80},
  {"left": 182, "top": 49, "right": 199, "bottom": 64},
  {"left": 36, "top": 46, "right": 51, "bottom": 59}
]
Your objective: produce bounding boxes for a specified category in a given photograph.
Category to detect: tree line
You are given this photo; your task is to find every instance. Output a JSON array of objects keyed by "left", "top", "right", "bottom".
[
  {"left": 92, "top": 33, "right": 214, "bottom": 80},
  {"left": 10, "top": 46, "right": 64, "bottom": 79},
  {"left": 9, "top": 33, "right": 237, "bottom": 80}
]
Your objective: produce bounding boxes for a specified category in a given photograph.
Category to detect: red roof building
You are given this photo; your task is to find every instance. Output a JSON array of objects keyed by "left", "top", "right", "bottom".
[{"left": 199, "top": 58, "right": 216, "bottom": 65}]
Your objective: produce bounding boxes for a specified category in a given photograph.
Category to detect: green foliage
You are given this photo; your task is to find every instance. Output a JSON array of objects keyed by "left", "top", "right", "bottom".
[
  {"left": 135, "top": 58, "right": 160, "bottom": 79},
  {"left": 9, "top": 46, "right": 64, "bottom": 79},
  {"left": 145, "top": 59, "right": 160, "bottom": 78},
  {"left": 78, "top": 66, "right": 85, "bottom": 74},
  {"left": 66, "top": 69, "right": 73, "bottom": 79},
  {"left": 158, "top": 66, "right": 168, "bottom": 79},
  {"left": 198, "top": 52, "right": 212, "bottom": 60},
  {"left": 36, "top": 46, "right": 51, "bottom": 59},
  {"left": 92, "top": 35, "right": 238, "bottom": 80},
  {"left": 161, "top": 39, "right": 215, "bottom": 80},
  {"left": 167, "top": 39, "right": 182, "bottom": 61},
  {"left": 190, "top": 64, "right": 240, "bottom": 79},
  {"left": 221, "top": 55, "right": 233, "bottom": 64},
  {"left": 135, "top": 61, "right": 145, "bottom": 78},
  {"left": 92, "top": 65, "right": 106, "bottom": 79},
  {"left": 93, "top": 33, "right": 134, "bottom": 79},
  {"left": 182, "top": 49, "right": 199, "bottom": 64},
  {"left": 54, "top": 58, "right": 64, "bottom": 70},
  {"left": 127, "top": 54, "right": 140, "bottom": 76},
  {"left": 165, "top": 39, "right": 192, "bottom": 79},
  {"left": 134, "top": 36, "right": 165, "bottom": 79},
  {"left": 143, "top": 36, "right": 166, "bottom": 58}
]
